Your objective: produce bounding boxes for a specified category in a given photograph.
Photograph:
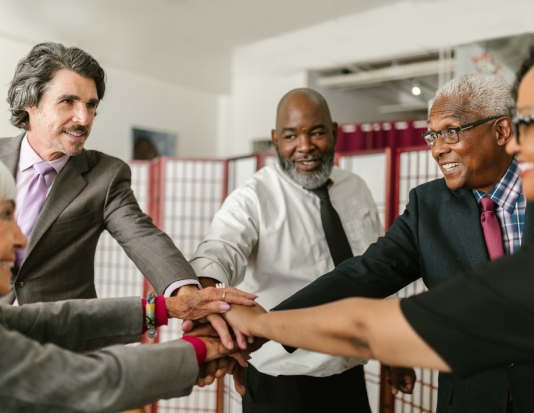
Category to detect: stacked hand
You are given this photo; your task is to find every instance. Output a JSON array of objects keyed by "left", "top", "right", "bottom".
[{"left": 182, "top": 299, "right": 269, "bottom": 395}]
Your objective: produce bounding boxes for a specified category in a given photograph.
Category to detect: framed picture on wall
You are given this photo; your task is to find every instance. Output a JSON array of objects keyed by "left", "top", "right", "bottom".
[{"left": 131, "top": 127, "right": 176, "bottom": 160}]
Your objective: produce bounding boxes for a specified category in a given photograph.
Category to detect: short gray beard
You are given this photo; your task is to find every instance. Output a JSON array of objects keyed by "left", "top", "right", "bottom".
[{"left": 277, "top": 149, "right": 334, "bottom": 190}]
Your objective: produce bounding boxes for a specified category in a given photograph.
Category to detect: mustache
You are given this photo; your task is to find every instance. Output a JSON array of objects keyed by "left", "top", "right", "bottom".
[
  {"left": 291, "top": 154, "right": 323, "bottom": 162},
  {"left": 60, "top": 125, "right": 89, "bottom": 135}
]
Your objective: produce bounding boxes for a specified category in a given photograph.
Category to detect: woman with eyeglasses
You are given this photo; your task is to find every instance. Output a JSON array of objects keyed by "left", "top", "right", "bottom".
[{"left": 221, "top": 46, "right": 534, "bottom": 385}]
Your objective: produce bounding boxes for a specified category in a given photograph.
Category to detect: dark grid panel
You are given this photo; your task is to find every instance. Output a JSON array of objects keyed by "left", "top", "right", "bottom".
[
  {"left": 157, "top": 158, "right": 227, "bottom": 413},
  {"left": 94, "top": 161, "right": 150, "bottom": 299},
  {"left": 393, "top": 148, "right": 442, "bottom": 413}
]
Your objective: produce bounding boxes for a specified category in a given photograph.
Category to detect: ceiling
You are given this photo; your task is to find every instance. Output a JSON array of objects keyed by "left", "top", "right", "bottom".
[{"left": 0, "top": 0, "right": 402, "bottom": 94}]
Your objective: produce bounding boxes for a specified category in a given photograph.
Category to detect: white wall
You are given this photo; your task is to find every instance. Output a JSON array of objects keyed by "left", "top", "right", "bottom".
[
  {"left": 221, "top": 0, "right": 534, "bottom": 157},
  {"left": 0, "top": 36, "right": 220, "bottom": 161},
  {"left": 225, "top": 70, "right": 308, "bottom": 157}
]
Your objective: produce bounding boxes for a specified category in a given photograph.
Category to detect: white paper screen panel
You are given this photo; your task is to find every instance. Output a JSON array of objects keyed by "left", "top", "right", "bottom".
[
  {"left": 339, "top": 152, "right": 387, "bottom": 229},
  {"left": 157, "top": 158, "right": 226, "bottom": 413}
]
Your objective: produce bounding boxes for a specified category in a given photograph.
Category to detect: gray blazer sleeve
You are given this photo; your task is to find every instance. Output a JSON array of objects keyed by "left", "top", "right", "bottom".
[
  {"left": 0, "top": 297, "right": 199, "bottom": 412},
  {"left": 0, "top": 297, "right": 143, "bottom": 351},
  {"left": 103, "top": 161, "right": 198, "bottom": 294}
]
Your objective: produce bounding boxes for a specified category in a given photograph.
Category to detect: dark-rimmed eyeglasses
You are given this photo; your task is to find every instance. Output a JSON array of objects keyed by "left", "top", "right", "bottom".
[
  {"left": 512, "top": 114, "right": 534, "bottom": 144},
  {"left": 422, "top": 115, "right": 502, "bottom": 147}
]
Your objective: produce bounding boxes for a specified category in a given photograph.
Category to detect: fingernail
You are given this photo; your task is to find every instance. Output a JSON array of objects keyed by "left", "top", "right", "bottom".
[{"left": 220, "top": 303, "right": 230, "bottom": 311}]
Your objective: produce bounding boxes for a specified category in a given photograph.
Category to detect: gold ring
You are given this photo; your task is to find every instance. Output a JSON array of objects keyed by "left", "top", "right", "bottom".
[{"left": 222, "top": 290, "right": 227, "bottom": 301}]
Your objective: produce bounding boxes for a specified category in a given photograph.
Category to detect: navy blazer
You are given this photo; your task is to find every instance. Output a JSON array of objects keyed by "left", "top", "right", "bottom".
[{"left": 274, "top": 177, "right": 534, "bottom": 413}]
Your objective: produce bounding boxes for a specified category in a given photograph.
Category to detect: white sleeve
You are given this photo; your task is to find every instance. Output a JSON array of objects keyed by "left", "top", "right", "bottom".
[{"left": 190, "top": 186, "right": 260, "bottom": 287}]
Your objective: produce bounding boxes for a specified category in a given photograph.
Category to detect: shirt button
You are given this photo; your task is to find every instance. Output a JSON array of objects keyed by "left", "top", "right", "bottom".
[{"left": 16, "top": 281, "right": 25, "bottom": 288}]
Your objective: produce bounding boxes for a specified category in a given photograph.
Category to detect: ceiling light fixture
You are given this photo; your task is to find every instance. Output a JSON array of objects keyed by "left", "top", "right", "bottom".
[{"left": 412, "top": 81, "right": 421, "bottom": 96}]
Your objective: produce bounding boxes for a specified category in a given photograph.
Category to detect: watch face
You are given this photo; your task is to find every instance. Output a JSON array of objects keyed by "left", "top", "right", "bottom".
[{"left": 147, "top": 327, "right": 157, "bottom": 339}]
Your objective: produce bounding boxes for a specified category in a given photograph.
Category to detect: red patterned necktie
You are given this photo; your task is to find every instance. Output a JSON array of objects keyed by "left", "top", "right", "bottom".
[{"left": 480, "top": 197, "right": 504, "bottom": 260}]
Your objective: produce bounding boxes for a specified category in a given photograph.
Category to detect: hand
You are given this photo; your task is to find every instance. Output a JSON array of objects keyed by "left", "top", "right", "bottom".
[
  {"left": 385, "top": 366, "right": 417, "bottom": 395},
  {"left": 185, "top": 321, "right": 267, "bottom": 356},
  {"left": 223, "top": 303, "right": 268, "bottom": 337},
  {"left": 183, "top": 313, "right": 251, "bottom": 351},
  {"left": 196, "top": 357, "right": 247, "bottom": 396},
  {"left": 166, "top": 286, "right": 257, "bottom": 320}
]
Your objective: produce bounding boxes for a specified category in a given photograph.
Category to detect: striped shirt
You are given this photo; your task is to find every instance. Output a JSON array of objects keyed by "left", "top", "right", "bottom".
[{"left": 472, "top": 158, "right": 525, "bottom": 255}]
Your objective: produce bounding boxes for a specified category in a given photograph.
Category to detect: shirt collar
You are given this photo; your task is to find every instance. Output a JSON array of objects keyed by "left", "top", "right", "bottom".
[
  {"left": 472, "top": 158, "right": 522, "bottom": 214},
  {"left": 19, "top": 133, "right": 71, "bottom": 175}
]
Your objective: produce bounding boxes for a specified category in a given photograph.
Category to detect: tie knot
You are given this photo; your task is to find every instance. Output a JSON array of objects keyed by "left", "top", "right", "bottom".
[
  {"left": 33, "top": 162, "right": 55, "bottom": 176},
  {"left": 481, "top": 196, "right": 497, "bottom": 212},
  {"left": 310, "top": 180, "right": 332, "bottom": 200}
]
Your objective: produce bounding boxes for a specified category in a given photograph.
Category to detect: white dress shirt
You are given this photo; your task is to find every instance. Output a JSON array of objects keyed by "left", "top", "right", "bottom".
[{"left": 191, "top": 163, "right": 383, "bottom": 377}]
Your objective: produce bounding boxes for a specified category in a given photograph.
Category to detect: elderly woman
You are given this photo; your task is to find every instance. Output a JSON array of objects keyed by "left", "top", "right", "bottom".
[
  {"left": 221, "top": 46, "right": 534, "bottom": 386},
  {"left": 0, "top": 158, "right": 256, "bottom": 412}
]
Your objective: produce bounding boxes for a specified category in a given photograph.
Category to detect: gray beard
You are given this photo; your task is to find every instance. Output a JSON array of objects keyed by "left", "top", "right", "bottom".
[{"left": 277, "top": 149, "right": 334, "bottom": 190}]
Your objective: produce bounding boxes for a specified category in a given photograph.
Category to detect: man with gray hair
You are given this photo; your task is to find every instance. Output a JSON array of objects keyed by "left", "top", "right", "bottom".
[
  {"left": 190, "top": 88, "right": 385, "bottom": 412},
  {"left": 0, "top": 42, "right": 232, "bottom": 337},
  {"left": 271, "top": 74, "right": 534, "bottom": 413}
]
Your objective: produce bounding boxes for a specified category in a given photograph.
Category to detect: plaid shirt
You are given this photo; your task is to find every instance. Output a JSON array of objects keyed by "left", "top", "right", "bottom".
[{"left": 473, "top": 158, "right": 525, "bottom": 255}]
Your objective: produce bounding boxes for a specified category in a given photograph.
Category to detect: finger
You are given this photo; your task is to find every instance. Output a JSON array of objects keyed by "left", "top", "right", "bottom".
[
  {"left": 189, "top": 301, "right": 231, "bottom": 320},
  {"left": 231, "top": 352, "right": 249, "bottom": 368},
  {"left": 184, "top": 323, "right": 219, "bottom": 337},
  {"left": 196, "top": 364, "right": 206, "bottom": 387},
  {"left": 182, "top": 319, "right": 196, "bottom": 333},
  {"left": 232, "top": 325, "right": 248, "bottom": 350},
  {"left": 207, "top": 314, "right": 234, "bottom": 350},
  {"left": 247, "top": 335, "right": 254, "bottom": 344},
  {"left": 204, "top": 360, "right": 218, "bottom": 386},
  {"left": 204, "top": 287, "right": 257, "bottom": 306},
  {"left": 232, "top": 365, "right": 246, "bottom": 396},
  {"left": 214, "top": 357, "right": 233, "bottom": 378}
]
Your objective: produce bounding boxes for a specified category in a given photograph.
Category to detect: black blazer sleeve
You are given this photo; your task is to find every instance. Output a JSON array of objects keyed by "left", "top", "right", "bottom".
[{"left": 273, "top": 186, "right": 424, "bottom": 311}]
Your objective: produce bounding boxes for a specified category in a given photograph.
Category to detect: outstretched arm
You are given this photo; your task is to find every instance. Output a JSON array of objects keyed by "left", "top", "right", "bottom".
[{"left": 225, "top": 298, "right": 450, "bottom": 371}]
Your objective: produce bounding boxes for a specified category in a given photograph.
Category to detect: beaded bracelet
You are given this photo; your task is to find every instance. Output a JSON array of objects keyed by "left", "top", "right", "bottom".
[{"left": 145, "top": 291, "right": 157, "bottom": 339}]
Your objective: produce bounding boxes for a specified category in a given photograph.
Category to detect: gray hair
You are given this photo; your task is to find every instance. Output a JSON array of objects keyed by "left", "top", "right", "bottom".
[
  {"left": 0, "top": 161, "right": 16, "bottom": 202},
  {"left": 7, "top": 42, "right": 106, "bottom": 130},
  {"left": 434, "top": 74, "right": 514, "bottom": 119}
]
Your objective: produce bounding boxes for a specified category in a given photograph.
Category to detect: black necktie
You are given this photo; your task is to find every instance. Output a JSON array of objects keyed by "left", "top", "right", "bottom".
[{"left": 311, "top": 180, "right": 353, "bottom": 266}]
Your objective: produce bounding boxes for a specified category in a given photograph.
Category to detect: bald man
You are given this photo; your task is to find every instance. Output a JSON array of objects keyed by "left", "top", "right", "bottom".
[{"left": 190, "top": 89, "right": 382, "bottom": 412}]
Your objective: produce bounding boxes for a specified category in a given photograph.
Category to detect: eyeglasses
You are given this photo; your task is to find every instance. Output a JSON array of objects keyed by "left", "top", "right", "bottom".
[
  {"left": 512, "top": 114, "right": 534, "bottom": 144},
  {"left": 422, "top": 115, "right": 502, "bottom": 147}
]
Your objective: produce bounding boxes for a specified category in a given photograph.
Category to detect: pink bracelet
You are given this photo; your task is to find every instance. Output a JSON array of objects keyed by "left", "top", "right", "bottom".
[{"left": 181, "top": 336, "right": 208, "bottom": 365}]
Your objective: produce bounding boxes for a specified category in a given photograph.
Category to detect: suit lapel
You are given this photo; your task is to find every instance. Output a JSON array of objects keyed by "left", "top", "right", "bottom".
[
  {"left": 24, "top": 151, "right": 89, "bottom": 260},
  {"left": 0, "top": 134, "right": 24, "bottom": 177},
  {"left": 446, "top": 189, "right": 489, "bottom": 267}
]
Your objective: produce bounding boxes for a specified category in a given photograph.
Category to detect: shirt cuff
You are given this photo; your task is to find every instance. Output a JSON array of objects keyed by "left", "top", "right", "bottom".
[
  {"left": 190, "top": 259, "right": 231, "bottom": 286},
  {"left": 163, "top": 279, "right": 202, "bottom": 297},
  {"left": 181, "top": 336, "right": 208, "bottom": 364}
]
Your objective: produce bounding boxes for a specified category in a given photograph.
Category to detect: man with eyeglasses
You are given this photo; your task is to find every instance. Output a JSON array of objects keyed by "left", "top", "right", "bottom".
[{"left": 270, "top": 74, "right": 534, "bottom": 413}]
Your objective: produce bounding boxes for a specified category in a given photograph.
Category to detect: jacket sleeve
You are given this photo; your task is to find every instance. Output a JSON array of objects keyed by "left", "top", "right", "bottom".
[
  {"left": 0, "top": 326, "right": 198, "bottom": 413},
  {"left": 103, "top": 161, "right": 199, "bottom": 294},
  {"left": 273, "top": 186, "right": 423, "bottom": 311},
  {"left": 0, "top": 297, "right": 143, "bottom": 352}
]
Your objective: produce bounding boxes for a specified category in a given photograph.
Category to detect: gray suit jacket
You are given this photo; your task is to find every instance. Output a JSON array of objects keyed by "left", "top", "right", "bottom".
[
  {"left": 0, "top": 134, "right": 197, "bottom": 304},
  {"left": 0, "top": 297, "right": 198, "bottom": 412}
]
